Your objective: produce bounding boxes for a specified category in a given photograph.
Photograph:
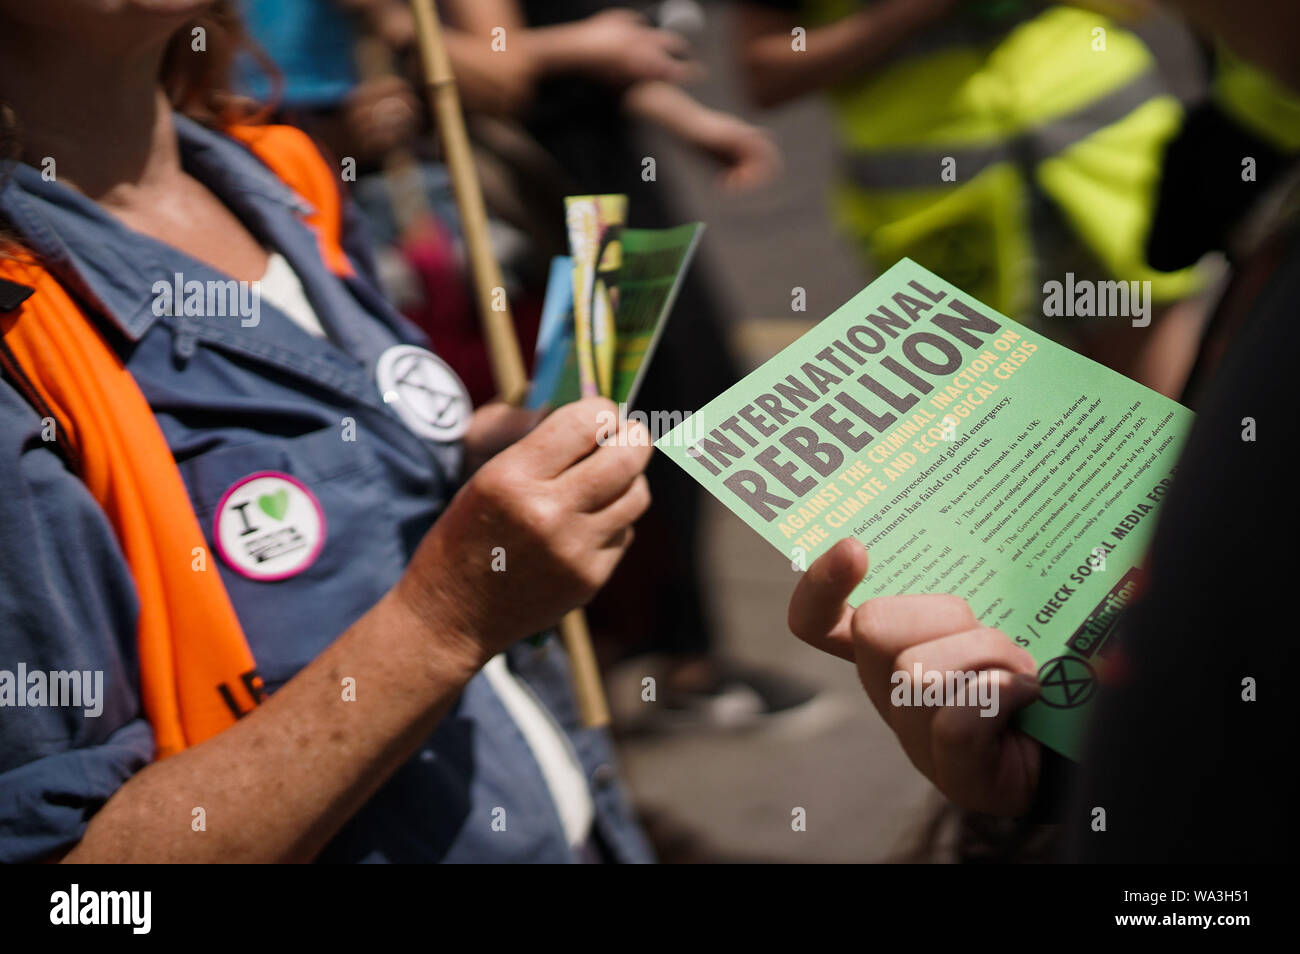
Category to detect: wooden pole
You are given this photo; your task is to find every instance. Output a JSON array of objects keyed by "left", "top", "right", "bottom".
[
  {"left": 407, "top": 0, "right": 610, "bottom": 727},
  {"left": 408, "top": 0, "right": 527, "bottom": 404}
]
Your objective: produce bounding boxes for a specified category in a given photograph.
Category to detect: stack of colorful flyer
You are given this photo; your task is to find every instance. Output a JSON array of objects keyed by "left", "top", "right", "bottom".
[
  {"left": 529, "top": 195, "right": 703, "bottom": 409},
  {"left": 654, "top": 259, "right": 1195, "bottom": 759}
]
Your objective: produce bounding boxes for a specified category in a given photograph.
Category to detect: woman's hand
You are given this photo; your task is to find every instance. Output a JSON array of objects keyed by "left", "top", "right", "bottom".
[
  {"left": 398, "top": 397, "right": 651, "bottom": 664},
  {"left": 787, "top": 538, "right": 1043, "bottom": 815},
  {"left": 66, "top": 401, "right": 645, "bottom": 864},
  {"left": 460, "top": 401, "right": 548, "bottom": 477}
]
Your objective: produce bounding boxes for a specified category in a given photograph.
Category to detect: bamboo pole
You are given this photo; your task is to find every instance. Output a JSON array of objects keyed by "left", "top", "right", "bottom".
[
  {"left": 408, "top": 0, "right": 526, "bottom": 403},
  {"left": 407, "top": 0, "right": 610, "bottom": 727}
]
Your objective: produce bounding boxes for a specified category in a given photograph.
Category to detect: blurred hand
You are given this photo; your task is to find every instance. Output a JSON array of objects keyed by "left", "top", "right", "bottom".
[
  {"left": 342, "top": 75, "right": 420, "bottom": 160},
  {"left": 684, "top": 110, "right": 781, "bottom": 192},
  {"left": 568, "top": 9, "right": 700, "bottom": 86},
  {"left": 369, "top": 0, "right": 417, "bottom": 50},
  {"left": 788, "top": 538, "right": 1043, "bottom": 815},
  {"left": 398, "top": 398, "right": 651, "bottom": 661}
]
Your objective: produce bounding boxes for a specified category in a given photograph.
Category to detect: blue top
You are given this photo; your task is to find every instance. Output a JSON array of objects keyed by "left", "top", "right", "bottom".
[
  {"left": 0, "top": 115, "right": 652, "bottom": 863},
  {"left": 235, "top": 0, "right": 360, "bottom": 109}
]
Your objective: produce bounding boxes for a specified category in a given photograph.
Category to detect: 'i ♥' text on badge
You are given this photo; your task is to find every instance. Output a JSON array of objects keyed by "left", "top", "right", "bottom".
[{"left": 214, "top": 471, "right": 326, "bottom": 581}]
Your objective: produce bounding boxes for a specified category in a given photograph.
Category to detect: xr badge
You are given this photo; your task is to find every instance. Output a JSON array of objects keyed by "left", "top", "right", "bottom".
[{"left": 375, "top": 344, "right": 470, "bottom": 442}]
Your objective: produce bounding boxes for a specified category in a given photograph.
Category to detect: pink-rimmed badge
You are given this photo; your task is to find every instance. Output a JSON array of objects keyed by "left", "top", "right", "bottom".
[{"left": 213, "top": 471, "right": 326, "bottom": 582}]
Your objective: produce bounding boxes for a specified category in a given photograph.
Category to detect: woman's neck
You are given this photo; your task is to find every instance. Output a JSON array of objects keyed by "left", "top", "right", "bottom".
[{"left": 0, "top": 26, "right": 184, "bottom": 207}]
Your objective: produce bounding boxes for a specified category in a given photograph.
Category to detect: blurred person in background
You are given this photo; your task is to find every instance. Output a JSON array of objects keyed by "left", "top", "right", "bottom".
[
  {"left": 734, "top": 0, "right": 1208, "bottom": 396},
  {"left": 782, "top": 0, "right": 1300, "bottom": 863},
  {"left": 234, "top": 0, "right": 550, "bottom": 405}
]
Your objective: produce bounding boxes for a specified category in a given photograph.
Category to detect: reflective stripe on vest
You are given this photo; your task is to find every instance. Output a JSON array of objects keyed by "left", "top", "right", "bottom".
[{"left": 841, "top": 67, "right": 1171, "bottom": 189}]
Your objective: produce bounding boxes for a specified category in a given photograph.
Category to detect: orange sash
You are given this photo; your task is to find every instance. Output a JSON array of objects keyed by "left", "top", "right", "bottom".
[{"left": 0, "top": 123, "right": 352, "bottom": 758}]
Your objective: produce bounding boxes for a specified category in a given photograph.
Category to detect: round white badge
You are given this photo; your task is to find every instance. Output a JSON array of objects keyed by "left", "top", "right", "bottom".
[
  {"left": 375, "top": 345, "right": 471, "bottom": 442},
  {"left": 214, "top": 471, "right": 326, "bottom": 582}
]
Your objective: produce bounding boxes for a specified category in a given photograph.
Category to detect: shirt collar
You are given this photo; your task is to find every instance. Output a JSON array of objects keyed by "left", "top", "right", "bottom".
[{"left": 0, "top": 114, "right": 316, "bottom": 342}]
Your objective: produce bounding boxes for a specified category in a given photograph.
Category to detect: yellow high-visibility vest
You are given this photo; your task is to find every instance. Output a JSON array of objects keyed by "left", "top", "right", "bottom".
[
  {"left": 803, "top": 2, "right": 1203, "bottom": 319},
  {"left": 1212, "top": 47, "right": 1300, "bottom": 154}
]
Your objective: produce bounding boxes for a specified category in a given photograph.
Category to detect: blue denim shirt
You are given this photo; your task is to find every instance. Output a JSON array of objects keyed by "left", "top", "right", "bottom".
[{"left": 0, "top": 115, "right": 652, "bottom": 863}]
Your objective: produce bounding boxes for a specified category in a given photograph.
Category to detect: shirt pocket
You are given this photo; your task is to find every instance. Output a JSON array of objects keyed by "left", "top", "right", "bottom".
[{"left": 178, "top": 425, "right": 407, "bottom": 688}]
